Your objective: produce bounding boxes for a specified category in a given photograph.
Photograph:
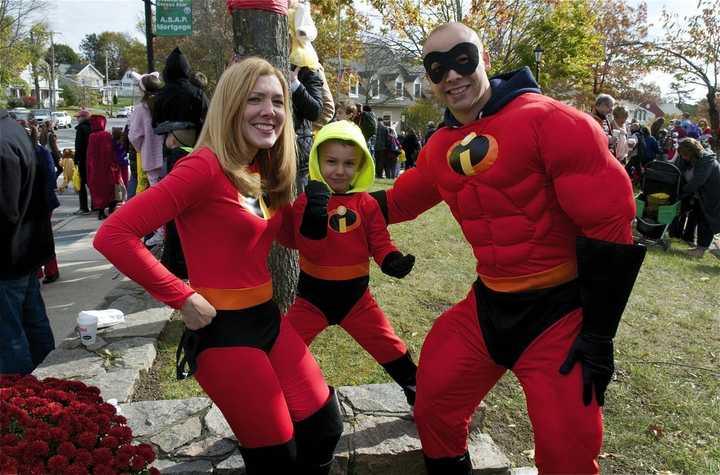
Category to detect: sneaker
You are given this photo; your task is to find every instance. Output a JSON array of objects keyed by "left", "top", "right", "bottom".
[
  {"left": 144, "top": 232, "right": 164, "bottom": 248},
  {"left": 709, "top": 248, "right": 720, "bottom": 260},
  {"left": 73, "top": 209, "right": 91, "bottom": 215}
]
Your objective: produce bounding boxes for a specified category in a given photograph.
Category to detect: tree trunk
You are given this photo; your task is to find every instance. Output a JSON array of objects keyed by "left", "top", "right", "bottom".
[
  {"left": 31, "top": 62, "right": 41, "bottom": 106},
  {"left": 231, "top": 8, "right": 298, "bottom": 314},
  {"left": 706, "top": 88, "right": 720, "bottom": 154}
]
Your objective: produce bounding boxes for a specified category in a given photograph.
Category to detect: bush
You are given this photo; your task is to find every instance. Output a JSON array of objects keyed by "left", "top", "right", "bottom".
[
  {"left": 22, "top": 96, "right": 37, "bottom": 108},
  {"left": 7, "top": 97, "right": 24, "bottom": 109},
  {"left": 0, "top": 375, "right": 159, "bottom": 475},
  {"left": 61, "top": 85, "right": 80, "bottom": 107}
]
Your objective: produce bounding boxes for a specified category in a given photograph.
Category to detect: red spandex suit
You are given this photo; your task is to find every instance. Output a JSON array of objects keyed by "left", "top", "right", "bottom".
[
  {"left": 94, "top": 148, "right": 343, "bottom": 475},
  {"left": 371, "top": 68, "right": 646, "bottom": 474},
  {"left": 278, "top": 120, "right": 418, "bottom": 406}
]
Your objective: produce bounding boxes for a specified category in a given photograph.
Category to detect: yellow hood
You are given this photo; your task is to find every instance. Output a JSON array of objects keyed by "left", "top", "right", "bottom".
[{"left": 309, "top": 120, "right": 375, "bottom": 193}]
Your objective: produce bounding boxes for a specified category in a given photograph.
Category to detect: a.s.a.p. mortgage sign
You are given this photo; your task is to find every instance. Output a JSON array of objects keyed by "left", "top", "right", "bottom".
[{"left": 156, "top": 0, "right": 193, "bottom": 36}]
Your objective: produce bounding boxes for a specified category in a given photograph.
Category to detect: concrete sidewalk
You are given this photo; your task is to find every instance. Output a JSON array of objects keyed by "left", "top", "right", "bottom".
[{"left": 41, "top": 190, "right": 123, "bottom": 342}]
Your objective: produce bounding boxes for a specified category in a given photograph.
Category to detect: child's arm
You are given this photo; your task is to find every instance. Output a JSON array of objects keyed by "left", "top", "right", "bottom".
[
  {"left": 299, "top": 180, "right": 331, "bottom": 240},
  {"left": 364, "top": 195, "right": 415, "bottom": 279}
]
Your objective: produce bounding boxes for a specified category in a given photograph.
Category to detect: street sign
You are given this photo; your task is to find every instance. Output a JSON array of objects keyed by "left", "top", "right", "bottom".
[{"left": 156, "top": 0, "right": 193, "bottom": 37}]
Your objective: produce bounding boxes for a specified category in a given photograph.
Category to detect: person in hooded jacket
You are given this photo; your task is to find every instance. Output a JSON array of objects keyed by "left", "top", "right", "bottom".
[
  {"left": 291, "top": 64, "right": 324, "bottom": 192},
  {"left": 74, "top": 110, "right": 92, "bottom": 214},
  {"left": 278, "top": 120, "right": 418, "bottom": 407},
  {"left": 86, "top": 115, "right": 120, "bottom": 220},
  {"left": 152, "top": 47, "right": 209, "bottom": 132},
  {"left": 370, "top": 23, "right": 646, "bottom": 474},
  {"left": 0, "top": 109, "right": 55, "bottom": 375}
]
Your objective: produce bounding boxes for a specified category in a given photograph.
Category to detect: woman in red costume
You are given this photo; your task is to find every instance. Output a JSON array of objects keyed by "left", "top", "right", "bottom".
[{"left": 94, "top": 58, "right": 343, "bottom": 475}]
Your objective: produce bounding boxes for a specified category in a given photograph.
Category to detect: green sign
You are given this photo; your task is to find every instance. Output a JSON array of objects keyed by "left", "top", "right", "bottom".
[{"left": 156, "top": 0, "right": 193, "bottom": 37}]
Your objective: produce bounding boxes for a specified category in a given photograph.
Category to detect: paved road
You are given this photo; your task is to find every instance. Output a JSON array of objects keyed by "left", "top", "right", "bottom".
[
  {"left": 42, "top": 118, "right": 130, "bottom": 342},
  {"left": 56, "top": 117, "right": 129, "bottom": 150}
]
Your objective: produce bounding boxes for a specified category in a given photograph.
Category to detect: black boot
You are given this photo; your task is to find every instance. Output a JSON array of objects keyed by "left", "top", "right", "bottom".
[
  {"left": 381, "top": 351, "right": 418, "bottom": 406},
  {"left": 98, "top": 209, "right": 106, "bottom": 220},
  {"left": 239, "top": 439, "right": 297, "bottom": 475},
  {"left": 424, "top": 450, "right": 472, "bottom": 475},
  {"left": 295, "top": 387, "right": 344, "bottom": 475}
]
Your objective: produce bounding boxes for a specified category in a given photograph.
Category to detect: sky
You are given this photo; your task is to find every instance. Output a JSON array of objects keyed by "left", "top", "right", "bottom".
[{"left": 45, "top": 0, "right": 705, "bottom": 102}]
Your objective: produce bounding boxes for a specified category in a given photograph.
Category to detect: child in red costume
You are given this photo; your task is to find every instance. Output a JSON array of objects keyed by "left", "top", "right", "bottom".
[
  {"left": 370, "top": 24, "right": 646, "bottom": 474},
  {"left": 279, "top": 120, "right": 418, "bottom": 405}
]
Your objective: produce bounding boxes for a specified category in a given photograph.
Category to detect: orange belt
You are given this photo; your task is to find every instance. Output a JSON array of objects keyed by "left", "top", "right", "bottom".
[
  {"left": 299, "top": 256, "right": 369, "bottom": 281},
  {"left": 192, "top": 281, "right": 273, "bottom": 310},
  {"left": 479, "top": 261, "right": 577, "bottom": 292}
]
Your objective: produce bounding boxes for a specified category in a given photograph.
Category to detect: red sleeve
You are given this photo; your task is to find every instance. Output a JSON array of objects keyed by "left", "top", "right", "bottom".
[
  {"left": 93, "top": 154, "right": 214, "bottom": 309},
  {"left": 275, "top": 201, "right": 298, "bottom": 250},
  {"left": 384, "top": 147, "right": 443, "bottom": 224},
  {"left": 362, "top": 194, "right": 399, "bottom": 267},
  {"left": 540, "top": 105, "right": 635, "bottom": 244}
]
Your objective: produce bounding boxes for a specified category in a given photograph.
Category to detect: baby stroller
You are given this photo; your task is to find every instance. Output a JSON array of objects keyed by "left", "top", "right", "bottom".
[{"left": 634, "top": 160, "right": 682, "bottom": 250}]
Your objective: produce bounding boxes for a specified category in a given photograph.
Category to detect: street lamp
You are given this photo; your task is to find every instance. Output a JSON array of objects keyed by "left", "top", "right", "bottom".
[{"left": 533, "top": 46, "right": 544, "bottom": 84}]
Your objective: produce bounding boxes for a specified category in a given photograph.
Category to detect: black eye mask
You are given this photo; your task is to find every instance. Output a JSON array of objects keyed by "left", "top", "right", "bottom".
[{"left": 423, "top": 42, "right": 480, "bottom": 84}]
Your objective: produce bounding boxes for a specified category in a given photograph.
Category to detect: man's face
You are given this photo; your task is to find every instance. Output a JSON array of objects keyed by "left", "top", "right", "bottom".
[{"left": 423, "top": 26, "right": 491, "bottom": 116}]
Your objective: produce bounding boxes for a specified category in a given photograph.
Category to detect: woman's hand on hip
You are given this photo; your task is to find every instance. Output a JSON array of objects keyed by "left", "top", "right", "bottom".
[{"left": 180, "top": 293, "right": 216, "bottom": 330}]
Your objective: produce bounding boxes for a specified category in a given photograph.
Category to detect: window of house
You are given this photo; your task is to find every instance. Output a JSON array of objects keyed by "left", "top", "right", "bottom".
[
  {"left": 395, "top": 79, "right": 403, "bottom": 98},
  {"left": 383, "top": 114, "right": 391, "bottom": 125},
  {"left": 349, "top": 78, "right": 359, "bottom": 97},
  {"left": 414, "top": 78, "right": 422, "bottom": 98},
  {"left": 370, "top": 79, "right": 380, "bottom": 99}
]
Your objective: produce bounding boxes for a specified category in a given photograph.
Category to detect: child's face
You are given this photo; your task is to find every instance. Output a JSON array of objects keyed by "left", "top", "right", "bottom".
[{"left": 319, "top": 142, "right": 362, "bottom": 193}]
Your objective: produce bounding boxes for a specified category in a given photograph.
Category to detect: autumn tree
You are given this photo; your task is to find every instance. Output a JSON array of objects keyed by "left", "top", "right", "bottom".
[
  {"left": 311, "top": 0, "right": 368, "bottom": 100},
  {"left": 0, "top": 0, "right": 47, "bottom": 95},
  {"left": 80, "top": 32, "right": 145, "bottom": 80},
  {"left": 647, "top": 0, "right": 720, "bottom": 150},
  {"left": 154, "top": 0, "right": 234, "bottom": 93},
  {"left": 46, "top": 43, "right": 80, "bottom": 66},
  {"left": 589, "top": 0, "right": 649, "bottom": 97}
]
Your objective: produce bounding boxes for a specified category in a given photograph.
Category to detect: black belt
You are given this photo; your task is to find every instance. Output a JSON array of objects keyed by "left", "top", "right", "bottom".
[{"left": 176, "top": 300, "right": 281, "bottom": 380}]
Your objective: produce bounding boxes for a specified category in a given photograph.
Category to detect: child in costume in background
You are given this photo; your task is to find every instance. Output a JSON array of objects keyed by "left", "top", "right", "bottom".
[{"left": 279, "top": 120, "right": 418, "bottom": 405}]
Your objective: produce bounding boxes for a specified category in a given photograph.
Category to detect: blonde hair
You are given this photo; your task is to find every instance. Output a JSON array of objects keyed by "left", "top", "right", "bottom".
[
  {"left": 677, "top": 138, "right": 705, "bottom": 162},
  {"left": 195, "top": 58, "right": 296, "bottom": 207}
]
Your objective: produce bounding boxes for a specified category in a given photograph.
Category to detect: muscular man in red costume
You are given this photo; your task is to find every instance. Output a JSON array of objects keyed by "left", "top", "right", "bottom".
[{"left": 370, "top": 23, "right": 646, "bottom": 474}]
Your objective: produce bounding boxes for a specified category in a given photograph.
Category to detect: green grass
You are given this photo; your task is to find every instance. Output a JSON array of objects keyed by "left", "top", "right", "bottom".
[{"left": 135, "top": 178, "right": 720, "bottom": 473}]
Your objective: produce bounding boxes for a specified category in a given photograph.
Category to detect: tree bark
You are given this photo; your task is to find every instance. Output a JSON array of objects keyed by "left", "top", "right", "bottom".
[
  {"left": 707, "top": 88, "right": 720, "bottom": 154},
  {"left": 231, "top": 8, "right": 298, "bottom": 314}
]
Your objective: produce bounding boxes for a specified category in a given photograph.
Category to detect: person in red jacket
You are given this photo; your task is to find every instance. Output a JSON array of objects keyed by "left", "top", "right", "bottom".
[
  {"left": 86, "top": 114, "right": 120, "bottom": 220},
  {"left": 278, "top": 120, "right": 418, "bottom": 406},
  {"left": 370, "top": 23, "right": 646, "bottom": 474},
  {"left": 94, "top": 58, "right": 342, "bottom": 475}
]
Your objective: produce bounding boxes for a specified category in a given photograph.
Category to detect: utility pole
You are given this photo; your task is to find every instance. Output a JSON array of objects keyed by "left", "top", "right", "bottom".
[
  {"left": 144, "top": 0, "right": 155, "bottom": 72},
  {"left": 50, "top": 32, "right": 56, "bottom": 111},
  {"left": 336, "top": 5, "right": 342, "bottom": 100},
  {"left": 105, "top": 52, "right": 112, "bottom": 117}
]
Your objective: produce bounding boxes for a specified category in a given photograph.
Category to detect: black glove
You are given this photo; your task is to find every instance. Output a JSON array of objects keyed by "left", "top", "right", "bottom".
[
  {"left": 559, "top": 332, "right": 614, "bottom": 406},
  {"left": 381, "top": 251, "right": 415, "bottom": 278},
  {"left": 300, "top": 180, "right": 331, "bottom": 240}
]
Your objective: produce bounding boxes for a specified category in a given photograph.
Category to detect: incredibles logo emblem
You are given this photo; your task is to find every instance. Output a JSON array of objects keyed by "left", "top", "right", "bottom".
[
  {"left": 447, "top": 132, "right": 498, "bottom": 176},
  {"left": 328, "top": 205, "right": 360, "bottom": 233}
]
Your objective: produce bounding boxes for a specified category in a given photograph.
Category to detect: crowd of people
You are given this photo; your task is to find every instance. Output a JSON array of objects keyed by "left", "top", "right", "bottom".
[
  {"left": 591, "top": 93, "right": 720, "bottom": 259},
  {"left": 2, "top": 9, "right": 719, "bottom": 475}
]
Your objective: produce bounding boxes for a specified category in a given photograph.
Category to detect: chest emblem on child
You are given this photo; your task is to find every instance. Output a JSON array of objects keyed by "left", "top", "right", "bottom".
[
  {"left": 446, "top": 132, "right": 499, "bottom": 176},
  {"left": 328, "top": 206, "right": 361, "bottom": 233}
]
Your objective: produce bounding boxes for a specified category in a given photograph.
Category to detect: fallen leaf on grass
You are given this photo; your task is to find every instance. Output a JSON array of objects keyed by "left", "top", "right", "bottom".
[
  {"left": 522, "top": 448, "right": 534, "bottom": 459},
  {"left": 699, "top": 276, "right": 710, "bottom": 282},
  {"left": 656, "top": 471, "right": 680, "bottom": 475},
  {"left": 599, "top": 452, "right": 623, "bottom": 459},
  {"left": 647, "top": 424, "right": 664, "bottom": 439}
]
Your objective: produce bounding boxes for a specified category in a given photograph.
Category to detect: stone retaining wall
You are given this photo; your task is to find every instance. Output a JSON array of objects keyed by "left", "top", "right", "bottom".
[{"left": 33, "top": 278, "right": 533, "bottom": 475}]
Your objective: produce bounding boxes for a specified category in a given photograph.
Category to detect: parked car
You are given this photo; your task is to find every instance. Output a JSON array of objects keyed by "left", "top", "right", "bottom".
[
  {"left": 32, "top": 109, "right": 52, "bottom": 125},
  {"left": 52, "top": 111, "right": 72, "bottom": 128},
  {"left": 115, "top": 106, "right": 133, "bottom": 118},
  {"left": 10, "top": 108, "right": 34, "bottom": 127}
]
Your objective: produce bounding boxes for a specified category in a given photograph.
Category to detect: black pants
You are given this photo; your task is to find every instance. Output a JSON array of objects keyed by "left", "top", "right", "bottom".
[
  {"left": 375, "top": 149, "right": 387, "bottom": 178},
  {"left": 695, "top": 201, "right": 714, "bottom": 248},
  {"left": 78, "top": 159, "right": 89, "bottom": 211}
]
